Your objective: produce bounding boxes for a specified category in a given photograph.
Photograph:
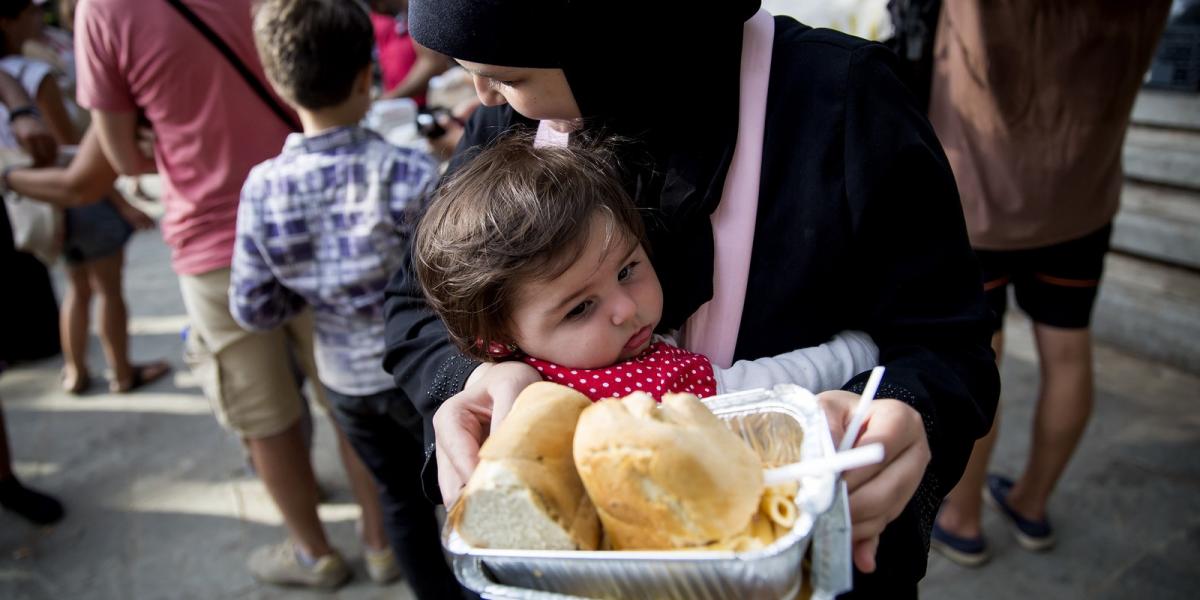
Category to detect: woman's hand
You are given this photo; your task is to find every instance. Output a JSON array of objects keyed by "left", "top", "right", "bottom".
[
  {"left": 116, "top": 201, "right": 155, "bottom": 230},
  {"left": 433, "top": 360, "right": 542, "bottom": 507},
  {"left": 817, "top": 390, "right": 931, "bottom": 573},
  {"left": 427, "top": 98, "right": 480, "bottom": 162}
]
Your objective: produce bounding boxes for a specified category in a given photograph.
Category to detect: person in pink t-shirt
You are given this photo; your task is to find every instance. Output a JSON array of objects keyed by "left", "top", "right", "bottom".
[
  {"left": 74, "top": 0, "right": 394, "bottom": 588},
  {"left": 367, "top": 0, "right": 449, "bottom": 104}
]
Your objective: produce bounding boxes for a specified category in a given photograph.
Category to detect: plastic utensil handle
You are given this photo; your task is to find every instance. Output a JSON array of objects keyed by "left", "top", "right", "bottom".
[
  {"left": 762, "top": 443, "right": 886, "bottom": 486},
  {"left": 838, "top": 366, "right": 885, "bottom": 453}
]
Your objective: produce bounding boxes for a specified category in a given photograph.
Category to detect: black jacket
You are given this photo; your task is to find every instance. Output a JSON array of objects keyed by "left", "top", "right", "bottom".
[{"left": 384, "top": 18, "right": 999, "bottom": 597}]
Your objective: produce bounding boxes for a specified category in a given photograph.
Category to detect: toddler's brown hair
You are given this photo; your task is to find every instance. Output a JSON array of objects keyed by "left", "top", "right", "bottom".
[{"left": 414, "top": 132, "right": 645, "bottom": 360}]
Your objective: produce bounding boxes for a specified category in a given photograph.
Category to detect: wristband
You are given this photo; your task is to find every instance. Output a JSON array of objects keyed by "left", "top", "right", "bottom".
[{"left": 8, "top": 105, "right": 41, "bottom": 123}]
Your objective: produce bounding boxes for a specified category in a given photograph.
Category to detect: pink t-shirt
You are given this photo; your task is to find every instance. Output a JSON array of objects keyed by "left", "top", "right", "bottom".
[
  {"left": 370, "top": 12, "right": 424, "bottom": 106},
  {"left": 74, "top": 0, "right": 294, "bottom": 275}
]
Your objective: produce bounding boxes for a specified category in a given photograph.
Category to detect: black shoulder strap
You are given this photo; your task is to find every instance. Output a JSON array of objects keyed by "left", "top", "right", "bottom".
[{"left": 162, "top": 0, "right": 301, "bottom": 132}]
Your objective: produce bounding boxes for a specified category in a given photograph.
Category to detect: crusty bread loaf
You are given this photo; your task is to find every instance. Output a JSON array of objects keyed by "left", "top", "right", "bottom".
[
  {"left": 573, "top": 392, "right": 764, "bottom": 549},
  {"left": 450, "top": 382, "right": 601, "bottom": 550}
]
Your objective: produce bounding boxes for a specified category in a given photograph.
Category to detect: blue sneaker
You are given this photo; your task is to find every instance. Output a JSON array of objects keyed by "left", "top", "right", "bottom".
[
  {"left": 930, "top": 521, "right": 990, "bottom": 567},
  {"left": 983, "top": 474, "right": 1056, "bottom": 551}
]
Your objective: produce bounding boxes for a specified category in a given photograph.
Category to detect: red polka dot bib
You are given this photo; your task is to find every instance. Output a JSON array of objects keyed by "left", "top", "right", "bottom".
[{"left": 523, "top": 342, "right": 717, "bottom": 402}]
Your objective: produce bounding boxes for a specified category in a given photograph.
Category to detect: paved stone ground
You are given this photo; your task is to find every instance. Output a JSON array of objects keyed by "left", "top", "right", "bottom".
[{"left": 2, "top": 228, "right": 1197, "bottom": 599}]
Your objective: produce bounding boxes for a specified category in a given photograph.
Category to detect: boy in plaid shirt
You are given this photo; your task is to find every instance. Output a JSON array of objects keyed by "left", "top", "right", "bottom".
[{"left": 231, "top": 0, "right": 463, "bottom": 596}]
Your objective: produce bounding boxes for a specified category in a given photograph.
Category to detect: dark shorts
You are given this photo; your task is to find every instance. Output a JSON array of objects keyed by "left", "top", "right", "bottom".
[
  {"left": 975, "top": 224, "right": 1112, "bottom": 331},
  {"left": 62, "top": 198, "right": 133, "bottom": 265}
]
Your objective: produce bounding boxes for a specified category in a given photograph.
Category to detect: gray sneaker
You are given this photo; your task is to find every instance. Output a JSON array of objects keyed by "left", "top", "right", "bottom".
[{"left": 247, "top": 541, "right": 351, "bottom": 589}]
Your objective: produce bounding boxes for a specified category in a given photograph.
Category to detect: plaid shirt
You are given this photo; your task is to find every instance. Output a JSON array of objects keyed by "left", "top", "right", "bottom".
[{"left": 230, "top": 126, "right": 436, "bottom": 395}]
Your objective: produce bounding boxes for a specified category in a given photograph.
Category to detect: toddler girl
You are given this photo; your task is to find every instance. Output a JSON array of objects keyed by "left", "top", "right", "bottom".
[{"left": 415, "top": 134, "right": 876, "bottom": 401}]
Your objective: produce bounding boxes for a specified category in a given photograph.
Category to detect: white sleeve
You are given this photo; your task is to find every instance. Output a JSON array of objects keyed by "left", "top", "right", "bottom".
[{"left": 712, "top": 330, "right": 879, "bottom": 394}]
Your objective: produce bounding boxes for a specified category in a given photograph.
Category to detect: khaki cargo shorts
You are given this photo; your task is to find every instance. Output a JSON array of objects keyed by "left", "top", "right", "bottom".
[{"left": 178, "top": 268, "right": 327, "bottom": 439}]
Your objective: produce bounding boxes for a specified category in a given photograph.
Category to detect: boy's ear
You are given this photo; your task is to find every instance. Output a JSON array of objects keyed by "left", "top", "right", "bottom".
[{"left": 356, "top": 66, "right": 372, "bottom": 95}]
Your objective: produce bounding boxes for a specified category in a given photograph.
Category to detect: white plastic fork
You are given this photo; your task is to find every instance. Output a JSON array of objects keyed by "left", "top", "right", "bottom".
[{"left": 762, "top": 442, "right": 885, "bottom": 485}]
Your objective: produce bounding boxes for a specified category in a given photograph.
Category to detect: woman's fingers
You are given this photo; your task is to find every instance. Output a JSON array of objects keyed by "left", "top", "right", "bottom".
[
  {"left": 432, "top": 390, "right": 489, "bottom": 502},
  {"left": 817, "top": 390, "right": 856, "bottom": 446},
  {"left": 842, "top": 399, "right": 927, "bottom": 492},
  {"left": 487, "top": 361, "right": 543, "bottom": 434},
  {"left": 848, "top": 440, "right": 926, "bottom": 527},
  {"left": 853, "top": 536, "right": 881, "bottom": 573},
  {"left": 827, "top": 397, "right": 930, "bottom": 575},
  {"left": 436, "top": 435, "right": 467, "bottom": 508},
  {"left": 433, "top": 361, "right": 543, "bottom": 504}
]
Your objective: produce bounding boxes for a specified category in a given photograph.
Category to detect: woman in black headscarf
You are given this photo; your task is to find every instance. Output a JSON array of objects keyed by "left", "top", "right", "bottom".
[{"left": 383, "top": 1, "right": 999, "bottom": 596}]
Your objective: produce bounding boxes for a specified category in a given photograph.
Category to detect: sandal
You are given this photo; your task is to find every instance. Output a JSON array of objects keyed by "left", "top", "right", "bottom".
[
  {"left": 62, "top": 370, "right": 92, "bottom": 395},
  {"left": 110, "top": 361, "right": 171, "bottom": 393}
]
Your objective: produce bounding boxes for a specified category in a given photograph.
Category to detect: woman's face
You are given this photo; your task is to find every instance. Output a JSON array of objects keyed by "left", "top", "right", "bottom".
[{"left": 456, "top": 59, "right": 581, "bottom": 124}]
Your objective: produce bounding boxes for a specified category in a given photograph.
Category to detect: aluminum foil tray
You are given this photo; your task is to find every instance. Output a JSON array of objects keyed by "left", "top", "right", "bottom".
[{"left": 444, "top": 384, "right": 850, "bottom": 600}]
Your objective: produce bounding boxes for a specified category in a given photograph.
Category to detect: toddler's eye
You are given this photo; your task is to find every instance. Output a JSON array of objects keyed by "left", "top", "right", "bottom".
[
  {"left": 565, "top": 300, "right": 593, "bottom": 320},
  {"left": 618, "top": 261, "right": 639, "bottom": 282}
]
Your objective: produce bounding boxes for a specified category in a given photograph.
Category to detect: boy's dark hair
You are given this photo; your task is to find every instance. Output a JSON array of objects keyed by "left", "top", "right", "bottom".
[
  {"left": 252, "top": 0, "right": 373, "bottom": 109},
  {"left": 415, "top": 132, "right": 646, "bottom": 361}
]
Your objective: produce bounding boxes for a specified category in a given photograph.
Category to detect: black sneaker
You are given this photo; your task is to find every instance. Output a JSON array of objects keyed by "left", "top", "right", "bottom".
[
  {"left": 931, "top": 521, "right": 991, "bottom": 567},
  {"left": 983, "top": 474, "right": 1055, "bottom": 551},
  {"left": 0, "top": 476, "right": 65, "bottom": 525}
]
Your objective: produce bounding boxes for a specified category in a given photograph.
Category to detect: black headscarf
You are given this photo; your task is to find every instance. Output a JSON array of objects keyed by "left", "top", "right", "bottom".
[
  {"left": 410, "top": 0, "right": 762, "bottom": 328},
  {"left": 410, "top": 1, "right": 757, "bottom": 131}
]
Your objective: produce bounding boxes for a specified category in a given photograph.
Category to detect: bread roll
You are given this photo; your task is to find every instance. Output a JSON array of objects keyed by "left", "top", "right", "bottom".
[
  {"left": 450, "top": 382, "right": 601, "bottom": 550},
  {"left": 573, "top": 391, "right": 764, "bottom": 549}
]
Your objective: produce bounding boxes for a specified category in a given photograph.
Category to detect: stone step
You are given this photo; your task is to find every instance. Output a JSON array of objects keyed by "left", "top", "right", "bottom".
[
  {"left": 1124, "top": 124, "right": 1200, "bottom": 190},
  {"left": 1094, "top": 252, "right": 1200, "bottom": 374},
  {"left": 1131, "top": 89, "right": 1200, "bottom": 131},
  {"left": 1113, "top": 181, "right": 1200, "bottom": 270}
]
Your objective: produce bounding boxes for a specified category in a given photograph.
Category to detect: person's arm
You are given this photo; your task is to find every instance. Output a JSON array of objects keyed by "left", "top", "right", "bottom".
[
  {"left": 380, "top": 42, "right": 451, "bottom": 100},
  {"left": 713, "top": 330, "right": 879, "bottom": 394},
  {"left": 74, "top": 0, "right": 149, "bottom": 174},
  {"left": 5, "top": 126, "right": 116, "bottom": 208},
  {"left": 90, "top": 109, "right": 155, "bottom": 175},
  {"left": 228, "top": 176, "right": 305, "bottom": 331},
  {"left": 831, "top": 43, "right": 1000, "bottom": 574},
  {"left": 34, "top": 75, "right": 80, "bottom": 145},
  {"left": 0, "top": 70, "right": 56, "bottom": 166}
]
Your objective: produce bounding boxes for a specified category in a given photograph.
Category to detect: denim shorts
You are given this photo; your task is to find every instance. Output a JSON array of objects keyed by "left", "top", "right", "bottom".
[{"left": 62, "top": 198, "right": 133, "bottom": 265}]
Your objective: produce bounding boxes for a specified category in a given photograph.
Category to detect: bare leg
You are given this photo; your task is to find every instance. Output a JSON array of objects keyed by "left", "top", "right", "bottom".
[
  {"left": 333, "top": 421, "right": 389, "bottom": 551},
  {"left": 89, "top": 249, "right": 170, "bottom": 392},
  {"left": 86, "top": 250, "right": 131, "bottom": 383},
  {"left": 60, "top": 265, "right": 93, "bottom": 391},
  {"left": 246, "top": 422, "right": 334, "bottom": 558},
  {"left": 936, "top": 330, "right": 1005, "bottom": 537},
  {"left": 1006, "top": 324, "right": 1093, "bottom": 521}
]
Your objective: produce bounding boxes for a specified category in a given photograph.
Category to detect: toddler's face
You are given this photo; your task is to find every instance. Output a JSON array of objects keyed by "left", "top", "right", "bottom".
[{"left": 509, "top": 218, "right": 661, "bottom": 369}]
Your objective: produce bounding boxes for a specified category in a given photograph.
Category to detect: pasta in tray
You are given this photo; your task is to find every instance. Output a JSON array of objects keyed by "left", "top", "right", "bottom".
[{"left": 705, "top": 481, "right": 802, "bottom": 552}]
